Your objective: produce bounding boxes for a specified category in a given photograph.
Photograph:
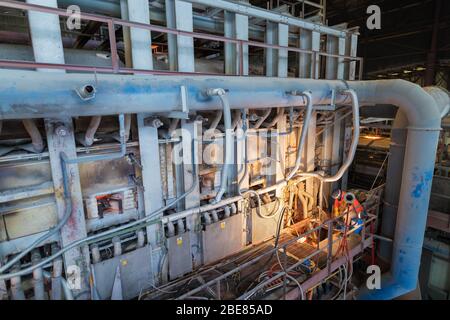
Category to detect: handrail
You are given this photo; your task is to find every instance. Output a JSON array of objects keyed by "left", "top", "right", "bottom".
[{"left": 0, "top": 0, "right": 363, "bottom": 79}]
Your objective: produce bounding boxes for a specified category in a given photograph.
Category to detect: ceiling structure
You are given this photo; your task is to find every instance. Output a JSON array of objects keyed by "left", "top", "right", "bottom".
[{"left": 248, "top": 0, "right": 450, "bottom": 86}]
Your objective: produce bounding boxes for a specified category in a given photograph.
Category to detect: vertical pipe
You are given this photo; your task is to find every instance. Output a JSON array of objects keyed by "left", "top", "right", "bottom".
[
  {"left": 91, "top": 244, "right": 101, "bottom": 264},
  {"left": 119, "top": 0, "right": 132, "bottom": 68},
  {"left": 32, "top": 250, "right": 45, "bottom": 300},
  {"left": 10, "top": 264, "right": 25, "bottom": 300},
  {"left": 113, "top": 237, "right": 122, "bottom": 257},
  {"left": 424, "top": 0, "right": 442, "bottom": 86},
  {"left": 379, "top": 111, "right": 407, "bottom": 263},
  {"left": 165, "top": 0, "right": 178, "bottom": 71},
  {"left": 136, "top": 230, "right": 145, "bottom": 248},
  {"left": 51, "top": 244, "right": 63, "bottom": 300}
]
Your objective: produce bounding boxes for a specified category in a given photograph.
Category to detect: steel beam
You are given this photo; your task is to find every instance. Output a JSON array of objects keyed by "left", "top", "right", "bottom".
[
  {"left": 184, "top": 0, "right": 349, "bottom": 38},
  {"left": 224, "top": 11, "right": 249, "bottom": 75},
  {"left": 175, "top": 0, "right": 195, "bottom": 72},
  {"left": 45, "top": 118, "right": 90, "bottom": 299},
  {"left": 181, "top": 120, "right": 202, "bottom": 267},
  {"left": 127, "top": 0, "right": 153, "bottom": 70}
]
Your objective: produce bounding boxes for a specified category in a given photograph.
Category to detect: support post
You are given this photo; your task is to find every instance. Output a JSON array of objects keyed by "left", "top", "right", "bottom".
[
  {"left": 181, "top": 121, "right": 201, "bottom": 267},
  {"left": 45, "top": 119, "right": 90, "bottom": 299}
]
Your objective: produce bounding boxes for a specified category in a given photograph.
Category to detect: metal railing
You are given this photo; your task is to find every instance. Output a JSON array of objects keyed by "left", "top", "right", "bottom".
[
  {"left": 174, "top": 207, "right": 378, "bottom": 300},
  {"left": 0, "top": 0, "right": 363, "bottom": 79}
]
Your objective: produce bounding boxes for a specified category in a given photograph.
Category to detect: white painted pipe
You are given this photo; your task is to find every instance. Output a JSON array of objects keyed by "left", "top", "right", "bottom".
[
  {"left": 286, "top": 91, "right": 314, "bottom": 181},
  {"left": 297, "top": 89, "right": 359, "bottom": 183}
]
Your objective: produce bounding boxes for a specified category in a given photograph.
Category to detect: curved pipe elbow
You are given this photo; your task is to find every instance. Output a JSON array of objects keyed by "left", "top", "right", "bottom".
[
  {"left": 83, "top": 116, "right": 102, "bottom": 147},
  {"left": 207, "top": 89, "right": 232, "bottom": 204},
  {"left": 424, "top": 86, "right": 450, "bottom": 119},
  {"left": 357, "top": 274, "right": 415, "bottom": 300},
  {"left": 286, "top": 91, "right": 314, "bottom": 181},
  {"left": 298, "top": 89, "right": 359, "bottom": 183},
  {"left": 252, "top": 108, "right": 272, "bottom": 129},
  {"left": 264, "top": 108, "right": 284, "bottom": 128},
  {"left": 350, "top": 80, "right": 441, "bottom": 129},
  {"left": 22, "top": 119, "right": 44, "bottom": 153}
]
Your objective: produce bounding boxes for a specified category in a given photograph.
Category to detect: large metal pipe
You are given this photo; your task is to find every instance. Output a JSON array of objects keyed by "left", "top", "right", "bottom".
[
  {"left": 379, "top": 86, "right": 450, "bottom": 263},
  {"left": 352, "top": 82, "right": 442, "bottom": 299},
  {"left": 379, "top": 111, "right": 407, "bottom": 262}
]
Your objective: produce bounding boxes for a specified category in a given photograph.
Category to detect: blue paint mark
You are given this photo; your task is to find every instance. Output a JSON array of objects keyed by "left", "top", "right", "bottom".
[{"left": 411, "top": 170, "right": 434, "bottom": 199}]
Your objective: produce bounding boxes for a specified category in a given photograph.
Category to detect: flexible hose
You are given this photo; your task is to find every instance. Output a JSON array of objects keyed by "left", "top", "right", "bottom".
[
  {"left": 0, "top": 114, "right": 127, "bottom": 275},
  {"left": 264, "top": 108, "right": 284, "bottom": 128},
  {"left": 0, "top": 138, "right": 198, "bottom": 281},
  {"left": 84, "top": 116, "right": 102, "bottom": 147},
  {"left": 286, "top": 91, "right": 314, "bottom": 181},
  {"left": 297, "top": 89, "right": 360, "bottom": 183},
  {"left": 207, "top": 89, "right": 232, "bottom": 204},
  {"left": 42, "top": 271, "right": 74, "bottom": 300},
  {"left": 252, "top": 108, "right": 272, "bottom": 129}
]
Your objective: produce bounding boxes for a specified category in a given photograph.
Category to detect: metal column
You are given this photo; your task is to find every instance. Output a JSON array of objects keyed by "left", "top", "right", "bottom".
[
  {"left": 304, "top": 112, "right": 317, "bottom": 202},
  {"left": 326, "top": 35, "right": 346, "bottom": 80},
  {"left": 45, "top": 119, "right": 90, "bottom": 299},
  {"left": 175, "top": 0, "right": 195, "bottom": 72},
  {"left": 127, "top": 0, "right": 164, "bottom": 284},
  {"left": 181, "top": 121, "right": 202, "bottom": 267},
  {"left": 299, "top": 30, "right": 320, "bottom": 79},
  {"left": 224, "top": 10, "right": 249, "bottom": 75},
  {"left": 27, "top": 0, "right": 90, "bottom": 299},
  {"left": 26, "top": 0, "right": 65, "bottom": 73},
  {"left": 277, "top": 23, "right": 289, "bottom": 78},
  {"left": 128, "top": 0, "right": 153, "bottom": 70},
  {"left": 165, "top": 0, "right": 178, "bottom": 71},
  {"left": 273, "top": 114, "right": 287, "bottom": 197},
  {"left": 265, "top": 22, "right": 288, "bottom": 77}
]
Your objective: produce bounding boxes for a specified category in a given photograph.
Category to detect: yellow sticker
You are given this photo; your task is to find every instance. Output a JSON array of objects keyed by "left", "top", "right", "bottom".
[
  {"left": 121, "top": 259, "right": 128, "bottom": 266},
  {"left": 177, "top": 237, "right": 183, "bottom": 246},
  {"left": 220, "top": 222, "right": 226, "bottom": 229}
]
